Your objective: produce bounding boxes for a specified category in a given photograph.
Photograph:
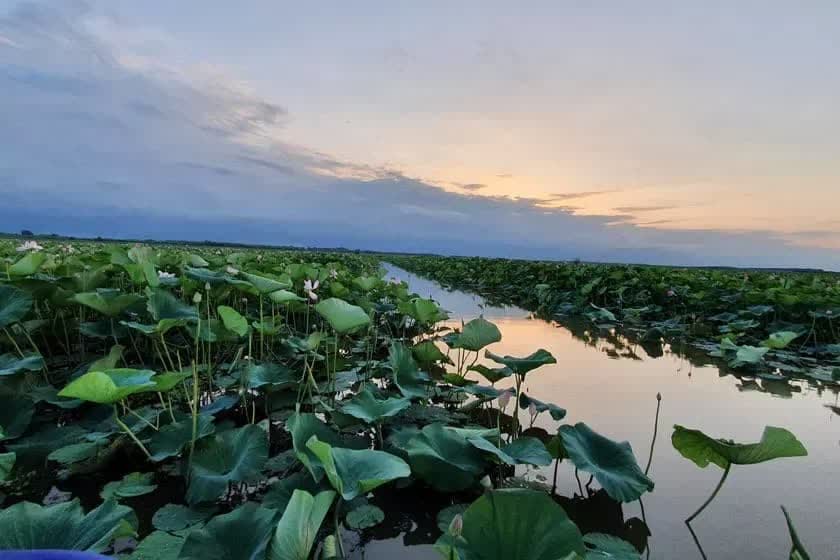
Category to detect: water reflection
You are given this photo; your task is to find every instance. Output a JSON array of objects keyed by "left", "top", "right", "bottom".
[{"left": 380, "top": 263, "right": 840, "bottom": 560}]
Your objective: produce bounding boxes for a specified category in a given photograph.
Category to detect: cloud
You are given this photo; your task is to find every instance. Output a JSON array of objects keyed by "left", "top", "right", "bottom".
[
  {"left": 549, "top": 190, "right": 618, "bottom": 201},
  {"left": 612, "top": 205, "right": 680, "bottom": 213},
  {"left": 0, "top": 2, "right": 837, "bottom": 270},
  {"left": 457, "top": 183, "right": 488, "bottom": 191}
]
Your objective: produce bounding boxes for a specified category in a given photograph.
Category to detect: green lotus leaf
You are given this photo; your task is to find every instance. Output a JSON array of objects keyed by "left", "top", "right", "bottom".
[
  {"left": 519, "top": 393, "right": 566, "bottom": 420},
  {"left": 0, "top": 451, "right": 15, "bottom": 481},
  {"left": 287, "top": 412, "right": 341, "bottom": 482},
  {"left": 353, "top": 276, "right": 380, "bottom": 292},
  {"left": 73, "top": 289, "right": 144, "bottom": 317},
  {"left": 412, "top": 340, "right": 451, "bottom": 364},
  {"left": 0, "top": 397, "right": 35, "bottom": 441},
  {"left": 48, "top": 441, "right": 103, "bottom": 465},
  {"left": 149, "top": 415, "right": 215, "bottom": 462},
  {"left": 218, "top": 305, "right": 249, "bottom": 337},
  {"left": 583, "top": 533, "right": 641, "bottom": 559},
  {"left": 461, "top": 384, "right": 505, "bottom": 400},
  {"left": 399, "top": 297, "right": 448, "bottom": 324},
  {"left": 58, "top": 368, "right": 157, "bottom": 404},
  {"left": 560, "top": 422, "right": 654, "bottom": 502},
  {"left": 188, "top": 254, "right": 210, "bottom": 267},
  {"left": 187, "top": 318, "right": 240, "bottom": 342},
  {"left": 100, "top": 471, "right": 157, "bottom": 500},
  {"left": 268, "top": 289, "right": 305, "bottom": 304},
  {"left": 152, "top": 371, "right": 192, "bottom": 392},
  {"left": 6, "top": 423, "right": 85, "bottom": 460},
  {"left": 763, "top": 331, "right": 802, "bottom": 350},
  {"left": 129, "top": 530, "right": 184, "bottom": 560},
  {"left": 315, "top": 297, "right": 371, "bottom": 334},
  {"left": 0, "top": 499, "right": 136, "bottom": 551},
  {"left": 389, "top": 342, "right": 430, "bottom": 399},
  {"left": 438, "top": 489, "right": 585, "bottom": 560},
  {"left": 152, "top": 504, "right": 216, "bottom": 533},
  {"left": 306, "top": 436, "right": 411, "bottom": 500},
  {"left": 267, "top": 489, "right": 336, "bottom": 560},
  {"left": 147, "top": 288, "right": 198, "bottom": 332},
  {"left": 263, "top": 471, "right": 328, "bottom": 512},
  {"left": 244, "top": 362, "right": 296, "bottom": 389},
  {"left": 485, "top": 348, "right": 556, "bottom": 377},
  {"left": 671, "top": 425, "right": 808, "bottom": 469},
  {"left": 87, "top": 344, "right": 124, "bottom": 372},
  {"left": 468, "top": 364, "right": 513, "bottom": 384},
  {"left": 341, "top": 388, "right": 411, "bottom": 424},
  {"left": 0, "top": 352, "right": 44, "bottom": 376},
  {"left": 9, "top": 251, "right": 47, "bottom": 276},
  {"left": 501, "top": 437, "right": 553, "bottom": 466},
  {"left": 0, "top": 284, "right": 33, "bottom": 328},
  {"left": 448, "top": 317, "right": 502, "bottom": 351},
  {"left": 187, "top": 424, "right": 268, "bottom": 504},
  {"left": 241, "top": 271, "right": 293, "bottom": 294},
  {"left": 180, "top": 502, "right": 276, "bottom": 560},
  {"left": 345, "top": 504, "right": 384, "bottom": 530},
  {"left": 395, "top": 423, "right": 487, "bottom": 492}
]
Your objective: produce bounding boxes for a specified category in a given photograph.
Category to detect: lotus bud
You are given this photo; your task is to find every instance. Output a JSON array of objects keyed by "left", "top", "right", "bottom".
[
  {"left": 528, "top": 402, "right": 538, "bottom": 417},
  {"left": 656, "top": 392, "right": 662, "bottom": 401},
  {"left": 193, "top": 292, "right": 202, "bottom": 304},
  {"left": 497, "top": 389, "right": 512, "bottom": 410},
  {"left": 448, "top": 514, "right": 463, "bottom": 537},
  {"left": 479, "top": 475, "right": 493, "bottom": 490},
  {"left": 204, "top": 282, "right": 211, "bottom": 291}
]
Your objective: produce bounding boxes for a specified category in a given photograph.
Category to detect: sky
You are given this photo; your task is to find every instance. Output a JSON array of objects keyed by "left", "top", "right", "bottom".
[{"left": 0, "top": 1, "right": 838, "bottom": 269}]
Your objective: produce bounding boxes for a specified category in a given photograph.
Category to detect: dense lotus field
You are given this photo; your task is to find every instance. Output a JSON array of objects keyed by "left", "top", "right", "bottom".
[
  {"left": 0, "top": 239, "right": 814, "bottom": 559},
  {"left": 387, "top": 255, "right": 840, "bottom": 385}
]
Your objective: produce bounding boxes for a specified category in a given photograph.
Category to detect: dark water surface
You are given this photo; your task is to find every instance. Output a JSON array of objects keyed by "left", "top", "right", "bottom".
[{"left": 367, "top": 264, "right": 840, "bottom": 560}]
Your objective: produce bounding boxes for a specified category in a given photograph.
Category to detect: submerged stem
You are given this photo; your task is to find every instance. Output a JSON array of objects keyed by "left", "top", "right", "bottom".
[{"left": 685, "top": 462, "right": 731, "bottom": 523}]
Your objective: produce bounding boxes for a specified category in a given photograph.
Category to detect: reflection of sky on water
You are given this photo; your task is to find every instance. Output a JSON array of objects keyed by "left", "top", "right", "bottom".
[{"left": 378, "top": 263, "right": 840, "bottom": 560}]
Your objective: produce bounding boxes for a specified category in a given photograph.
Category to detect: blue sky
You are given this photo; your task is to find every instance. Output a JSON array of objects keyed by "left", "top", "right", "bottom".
[{"left": 1, "top": 1, "right": 838, "bottom": 268}]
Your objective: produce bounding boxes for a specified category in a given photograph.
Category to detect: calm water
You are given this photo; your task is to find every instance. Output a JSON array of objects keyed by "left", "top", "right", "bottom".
[{"left": 360, "top": 264, "right": 840, "bottom": 560}]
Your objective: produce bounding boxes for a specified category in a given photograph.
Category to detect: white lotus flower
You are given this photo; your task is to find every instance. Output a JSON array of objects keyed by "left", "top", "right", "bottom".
[
  {"left": 158, "top": 270, "right": 176, "bottom": 280},
  {"left": 448, "top": 514, "right": 463, "bottom": 537},
  {"left": 61, "top": 244, "right": 75, "bottom": 254},
  {"left": 16, "top": 240, "right": 43, "bottom": 252},
  {"left": 256, "top": 254, "right": 263, "bottom": 261},
  {"left": 497, "top": 389, "right": 514, "bottom": 410},
  {"left": 304, "top": 279, "right": 319, "bottom": 302},
  {"left": 389, "top": 277, "right": 400, "bottom": 285},
  {"left": 329, "top": 269, "right": 338, "bottom": 279},
  {"left": 528, "top": 402, "right": 538, "bottom": 418},
  {"left": 226, "top": 266, "right": 240, "bottom": 276}
]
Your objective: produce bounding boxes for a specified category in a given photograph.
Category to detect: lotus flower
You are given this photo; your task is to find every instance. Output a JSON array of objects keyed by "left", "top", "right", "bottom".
[
  {"left": 389, "top": 277, "right": 400, "bottom": 285},
  {"left": 61, "top": 244, "right": 75, "bottom": 254},
  {"left": 666, "top": 289, "right": 675, "bottom": 297},
  {"left": 329, "top": 269, "right": 338, "bottom": 279},
  {"left": 158, "top": 270, "right": 176, "bottom": 280},
  {"left": 226, "top": 266, "right": 240, "bottom": 276},
  {"left": 16, "top": 240, "right": 43, "bottom": 252},
  {"left": 448, "top": 514, "right": 463, "bottom": 537},
  {"left": 304, "top": 279, "right": 319, "bottom": 302},
  {"left": 497, "top": 389, "right": 513, "bottom": 410},
  {"left": 528, "top": 402, "right": 538, "bottom": 418},
  {"left": 193, "top": 292, "right": 202, "bottom": 304}
]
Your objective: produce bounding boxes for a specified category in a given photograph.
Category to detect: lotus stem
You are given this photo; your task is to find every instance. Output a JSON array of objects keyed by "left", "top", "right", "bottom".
[
  {"left": 574, "top": 468, "right": 584, "bottom": 496},
  {"left": 685, "top": 462, "right": 731, "bottom": 523},
  {"left": 3, "top": 327, "right": 25, "bottom": 359},
  {"left": 333, "top": 499, "right": 345, "bottom": 559},
  {"left": 644, "top": 393, "right": 662, "bottom": 476},
  {"left": 188, "top": 360, "right": 200, "bottom": 472},
  {"left": 551, "top": 458, "right": 559, "bottom": 494},
  {"left": 125, "top": 405, "right": 159, "bottom": 431},
  {"left": 113, "top": 405, "right": 152, "bottom": 460}
]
